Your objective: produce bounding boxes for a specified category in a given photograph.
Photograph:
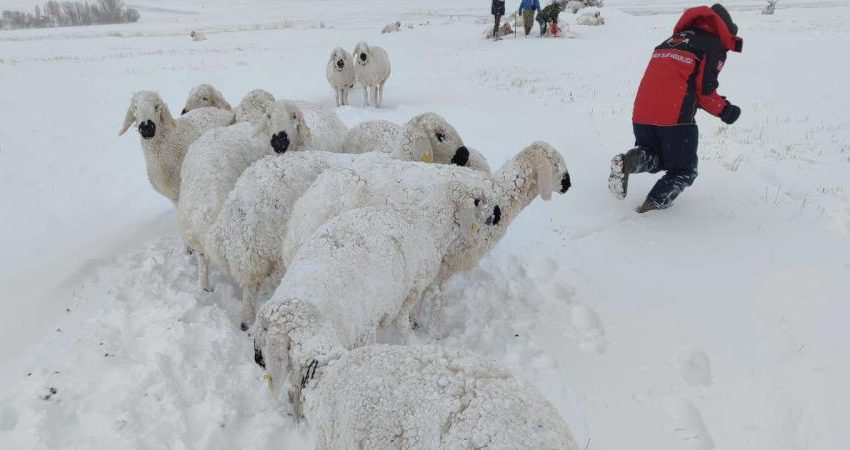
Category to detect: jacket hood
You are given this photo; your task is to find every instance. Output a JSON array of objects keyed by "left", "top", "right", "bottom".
[{"left": 674, "top": 3, "right": 743, "bottom": 52}]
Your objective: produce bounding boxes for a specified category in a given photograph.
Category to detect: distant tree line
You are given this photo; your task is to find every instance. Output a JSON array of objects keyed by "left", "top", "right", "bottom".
[{"left": 0, "top": 0, "right": 139, "bottom": 30}]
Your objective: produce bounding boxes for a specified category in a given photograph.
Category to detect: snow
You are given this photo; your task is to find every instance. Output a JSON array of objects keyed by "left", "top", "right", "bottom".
[{"left": 1, "top": 1, "right": 849, "bottom": 449}]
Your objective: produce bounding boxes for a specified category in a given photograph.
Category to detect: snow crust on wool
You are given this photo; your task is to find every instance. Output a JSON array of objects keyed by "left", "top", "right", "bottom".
[
  {"left": 341, "top": 119, "right": 400, "bottom": 154},
  {"left": 233, "top": 89, "right": 275, "bottom": 127},
  {"left": 305, "top": 344, "right": 580, "bottom": 450},
  {"left": 183, "top": 84, "right": 232, "bottom": 114},
  {"left": 177, "top": 122, "right": 272, "bottom": 253},
  {"left": 293, "top": 101, "right": 348, "bottom": 151}
]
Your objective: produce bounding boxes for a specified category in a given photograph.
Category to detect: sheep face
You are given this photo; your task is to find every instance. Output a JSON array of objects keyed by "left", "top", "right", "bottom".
[
  {"left": 182, "top": 84, "right": 231, "bottom": 115},
  {"left": 528, "top": 141, "right": 571, "bottom": 201},
  {"left": 329, "top": 47, "right": 351, "bottom": 72},
  {"left": 353, "top": 42, "right": 372, "bottom": 66},
  {"left": 120, "top": 91, "right": 174, "bottom": 140},
  {"left": 408, "top": 113, "right": 468, "bottom": 166},
  {"left": 254, "top": 100, "right": 310, "bottom": 154}
]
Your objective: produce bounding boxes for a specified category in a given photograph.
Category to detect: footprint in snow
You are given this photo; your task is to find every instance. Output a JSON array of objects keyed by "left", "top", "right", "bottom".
[
  {"left": 664, "top": 397, "right": 715, "bottom": 450},
  {"left": 569, "top": 304, "right": 605, "bottom": 354},
  {"left": 678, "top": 348, "right": 712, "bottom": 387}
]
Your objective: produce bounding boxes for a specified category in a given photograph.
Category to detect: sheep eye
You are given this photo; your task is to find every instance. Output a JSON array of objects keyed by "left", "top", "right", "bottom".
[
  {"left": 267, "top": 114, "right": 271, "bottom": 119},
  {"left": 435, "top": 132, "right": 446, "bottom": 142},
  {"left": 474, "top": 198, "right": 480, "bottom": 206},
  {"left": 292, "top": 113, "right": 298, "bottom": 120},
  {"left": 202, "top": 97, "right": 208, "bottom": 101},
  {"left": 155, "top": 104, "right": 159, "bottom": 110}
]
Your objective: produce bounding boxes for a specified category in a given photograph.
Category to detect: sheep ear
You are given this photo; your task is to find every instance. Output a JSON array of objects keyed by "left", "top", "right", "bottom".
[
  {"left": 119, "top": 106, "right": 135, "bottom": 136},
  {"left": 220, "top": 98, "right": 232, "bottom": 111},
  {"left": 535, "top": 153, "right": 555, "bottom": 201},
  {"left": 297, "top": 114, "right": 311, "bottom": 146}
]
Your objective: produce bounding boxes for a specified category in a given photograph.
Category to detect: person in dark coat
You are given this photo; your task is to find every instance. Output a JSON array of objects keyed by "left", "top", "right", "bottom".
[
  {"left": 608, "top": 3, "right": 743, "bottom": 213},
  {"left": 491, "top": 0, "right": 506, "bottom": 40},
  {"left": 537, "top": 2, "right": 562, "bottom": 37}
]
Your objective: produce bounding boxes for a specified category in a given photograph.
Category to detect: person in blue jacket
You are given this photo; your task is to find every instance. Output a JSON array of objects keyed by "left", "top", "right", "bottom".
[{"left": 518, "top": 0, "right": 541, "bottom": 36}]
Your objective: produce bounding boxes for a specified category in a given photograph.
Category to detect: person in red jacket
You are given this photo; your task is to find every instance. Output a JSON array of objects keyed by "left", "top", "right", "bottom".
[{"left": 608, "top": 3, "right": 743, "bottom": 213}]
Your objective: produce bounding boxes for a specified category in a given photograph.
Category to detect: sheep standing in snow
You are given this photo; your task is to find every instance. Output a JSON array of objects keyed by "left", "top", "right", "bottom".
[
  {"left": 297, "top": 344, "right": 580, "bottom": 450},
  {"left": 178, "top": 100, "right": 310, "bottom": 292},
  {"left": 342, "top": 113, "right": 491, "bottom": 172},
  {"left": 352, "top": 42, "right": 391, "bottom": 107},
  {"left": 181, "top": 84, "right": 232, "bottom": 115},
  {"left": 326, "top": 48, "right": 355, "bottom": 107},
  {"left": 381, "top": 20, "right": 402, "bottom": 34},
  {"left": 119, "top": 91, "right": 233, "bottom": 205},
  {"left": 576, "top": 11, "right": 605, "bottom": 26}
]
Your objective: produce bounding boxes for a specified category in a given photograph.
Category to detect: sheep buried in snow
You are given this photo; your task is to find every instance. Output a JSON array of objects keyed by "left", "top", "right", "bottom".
[
  {"left": 297, "top": 344, "right": 580, "bottom": 450},
  {"left": 381, "top": 20, "right": 402, "bottom": 34},
  {"left": 190, "top": 30, "right": 207, "bottom": 41},
  {"left": 326, "top": 47, "right": 355, "bottom": 107},
  {"left": 181, "top": 84, "right": 232, "bottom": 115},
  {"left": 353, "top": 42, "right": 391, "bottom": 107},
  {"left": 177, "top": 100, "right": 310, "bottom": 292},
  {"left": 118, "top": 91, "right": 233, "bottom": 205},
  {"left": 342, "top": 113, "right": 491, "bottom": 172},
  {"left": 576, "top": 11, "right": 604, "bottom": 26}
]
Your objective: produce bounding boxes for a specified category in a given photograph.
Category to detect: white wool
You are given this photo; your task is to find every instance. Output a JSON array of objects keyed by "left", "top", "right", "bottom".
[
  {"left": 352, "top": 42, "right": 391, "bottom": 107},
  {"left": 182, "top": 84, "right": 232, "bottom": 114},
  {"left": 576, "top": 11, "right": 605, "bottom": 26},
  {"left": 466, "top": 146, "right": 492, "bottom": 173},
  {"left": 233, "top": 89, "right": 276, "bottom": 127},
  {"left": 381, "top": 20, "right": 402, "bottom": 34},
  {"left": 341, "top": 113, "right": 490, "bottom": 172},
  {"left": 119, "top": 91, "right": 233, "bottom": 205},
  {"left": 190, "top": 30, "right": 207, "bottom": 41},
  {"left": 177, "top": 101, "right": 310, "bottom": 291},
  {"left": 293, "top": 101, "right": 348, "bottom": 151},
  {"left": 564, "top": 0, "right": 585, "bottom": 14},
  {"left": 325, "top": 47, "right": 356, "bottom": 107},
  {"left": 304, "top": 344, "right": 581, "bottom": 450}
]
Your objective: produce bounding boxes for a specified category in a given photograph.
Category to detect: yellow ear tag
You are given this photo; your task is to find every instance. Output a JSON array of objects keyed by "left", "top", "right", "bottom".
[
  {"left": 471, "top": 222, "right": 479, "bottom": 234},
  {"left": 263, "top": 372, "right": 274, "bottom": 391},
  {"left": 421, "top": 153, "right": 433, "bottom": 163}
]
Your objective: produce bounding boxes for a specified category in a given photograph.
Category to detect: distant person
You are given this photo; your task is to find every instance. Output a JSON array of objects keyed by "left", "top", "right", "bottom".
[
  {"left": 518, "top": 0, "right": 541, "bottom": 36},
  {"left": 491, "top": 0, "right": 506, "bottom": 40},
  {"left": 537, "top": 1, "right": 562, "bottom": 37},
  {"left": 608, "top": 3, "right": 743, "bottom": 213}
]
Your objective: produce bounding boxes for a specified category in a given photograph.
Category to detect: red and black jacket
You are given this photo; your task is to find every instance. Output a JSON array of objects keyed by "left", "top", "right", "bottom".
[{"left": 633, "top": 4, "right": 743, "bottom": 126}]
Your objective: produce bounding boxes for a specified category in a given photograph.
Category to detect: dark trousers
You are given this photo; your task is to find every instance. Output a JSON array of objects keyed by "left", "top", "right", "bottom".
[
  {"left": 493, "top": 15, "right": 501, "bottom": 38},
  {"left": 630, "top": 123, "right": 699, "bottom": 209}
]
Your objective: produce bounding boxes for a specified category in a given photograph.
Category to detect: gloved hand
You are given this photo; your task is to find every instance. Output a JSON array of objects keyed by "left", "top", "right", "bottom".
[{"left": 720, "top": 103, "right": 741, "bottom": 124}]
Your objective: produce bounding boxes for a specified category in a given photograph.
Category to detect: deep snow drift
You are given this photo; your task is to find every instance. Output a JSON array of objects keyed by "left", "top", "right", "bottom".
[{"left": 1, "top": 1, "right": 848, "bottom": 449}]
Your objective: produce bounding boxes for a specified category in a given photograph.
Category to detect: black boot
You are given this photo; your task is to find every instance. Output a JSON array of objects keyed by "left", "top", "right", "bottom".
[{"left": 608, "top": 148, "right": 639, "bottom": 200}]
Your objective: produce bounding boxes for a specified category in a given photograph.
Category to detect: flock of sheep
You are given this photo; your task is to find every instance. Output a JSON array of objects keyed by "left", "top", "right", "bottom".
[{"left": 117, "top": 42, "right": 579, "bottom": 449}]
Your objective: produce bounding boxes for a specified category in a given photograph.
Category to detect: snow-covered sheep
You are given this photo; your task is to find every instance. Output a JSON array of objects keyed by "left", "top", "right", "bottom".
[
  {"left": 190, "top": 30, "right": 207, "bottom": 41},
  {"left": 181, "top": 84, "right": 232, "bottom": 115},
  {"left": 381, "top": 20, "right": 402, "bottom": 34},
  {"left": 233, "top": 89, "right": 276, "bottom": 126},
  {"left": 564, "top": 0, "right": 585, "bottom": 14},
  {"left": 118, "top": 91, "right": 233, "bottom": 205},
  {"left": 297, "top": 344, "right": 580, "bottom": 450},
  {"left": 342, "top": 113, "right": 491, "bottom": 172},
  {"left": 177, "top": 100, "right": 310, "bottom": 291},
  {"left": 352, "top": 42, "right": 391, "bottom": 107},
  {"left": 293, "top": 101, "right": 348, "bottom": 151},
  {"left": 326, "top": 47, "right": 355, "bottom": 107},
  {"left": 576, "top": 11, "right": 605, "bottom": 26}
]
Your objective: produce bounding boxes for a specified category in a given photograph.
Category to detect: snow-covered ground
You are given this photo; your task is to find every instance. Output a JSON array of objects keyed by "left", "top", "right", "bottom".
[{"left": 1, "top": 0, "right": 848, "bottom": 448}]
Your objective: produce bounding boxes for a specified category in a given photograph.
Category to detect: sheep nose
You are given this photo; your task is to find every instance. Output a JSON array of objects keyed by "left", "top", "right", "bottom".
[
  {"left": 271, "top": 131, "right": 290, "bottom": 154},
  {"left": 485, "top": 205, "right": 501, "bottom": 226},
  {"left": 560, "top": 172, "right": 571, "bottom": 193},
  {"left": 181, "top": 108, "right": 188, "bottom": 115},
  {"left": 359, "top": 53, "right": 367, "bottom": 61},
  {"left": 337, "top": 60, "right": 344, "bottom": 68},
  {"left": 138, "top": 120, "right": 156, "bottom": 139},
  {"left": 451, "top": 146, "right": 470, "bottom": 166},
  {"left": 254, "top": 343, "right": 266, "bottom": 369}
]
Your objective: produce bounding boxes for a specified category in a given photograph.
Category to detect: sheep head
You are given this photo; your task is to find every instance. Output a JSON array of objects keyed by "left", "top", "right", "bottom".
[
  {"left": 448, "top": 182, "right": 502, "bottom": 243},
  {"left": 403, "top": 113, "right": 469, "bottom": 167},
  {"left": 235, "top": 89, "right": 275, "bottom": 126},
  {"left": 353, "top": 42, "right": 371, "bottom": 65},
  {"left": 522, "top": 141, "right": 570, "bottom": 201},
  {"left": 254, "top": 100, "right": 311, "bottom": 154},
  {"left": 119, "top": 91, "right": 177, "bottom": 140},
  {"left": 254, "top": 298, "right": 344, "bottom": 411},
  {"left": 329, "top": 47, "right": 352, "bottom": 72},
  {"left": 181, "top": 84, "right": 232, "bottom": 115}
]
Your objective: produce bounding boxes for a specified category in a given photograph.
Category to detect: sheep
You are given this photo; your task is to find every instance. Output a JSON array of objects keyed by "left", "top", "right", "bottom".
[
  {"left": 352, "top": 42, "right": 391, "bottom": 107},
  {"left": 576, "top": 11, "right": 605, "bottom": 26},
  {"left": 190, "top": 30, "right": 207, "bottom": 41},
  {"left": 341, "top": 113, "right": 491, "bottom": 172},
  {"left": 381, "top": 20, "right": 402, "bottom": 34},
  {"left": 177, "top": 100, "right": 310, "bottom": 292},
  {"left": 326, "top": 48, "right": 356, "bottom": 107},
  {"left": 118, "top": 91, "right": 233, "bottom": 205},
  {"left": 181, "top": 84, "right": 232, "bottom": 115},
  {"left": 298, "top": 344, "right": 580, "bottom": 450},
  {"left": 293, "top": 101, "right": 348, "bottom": 151}
]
